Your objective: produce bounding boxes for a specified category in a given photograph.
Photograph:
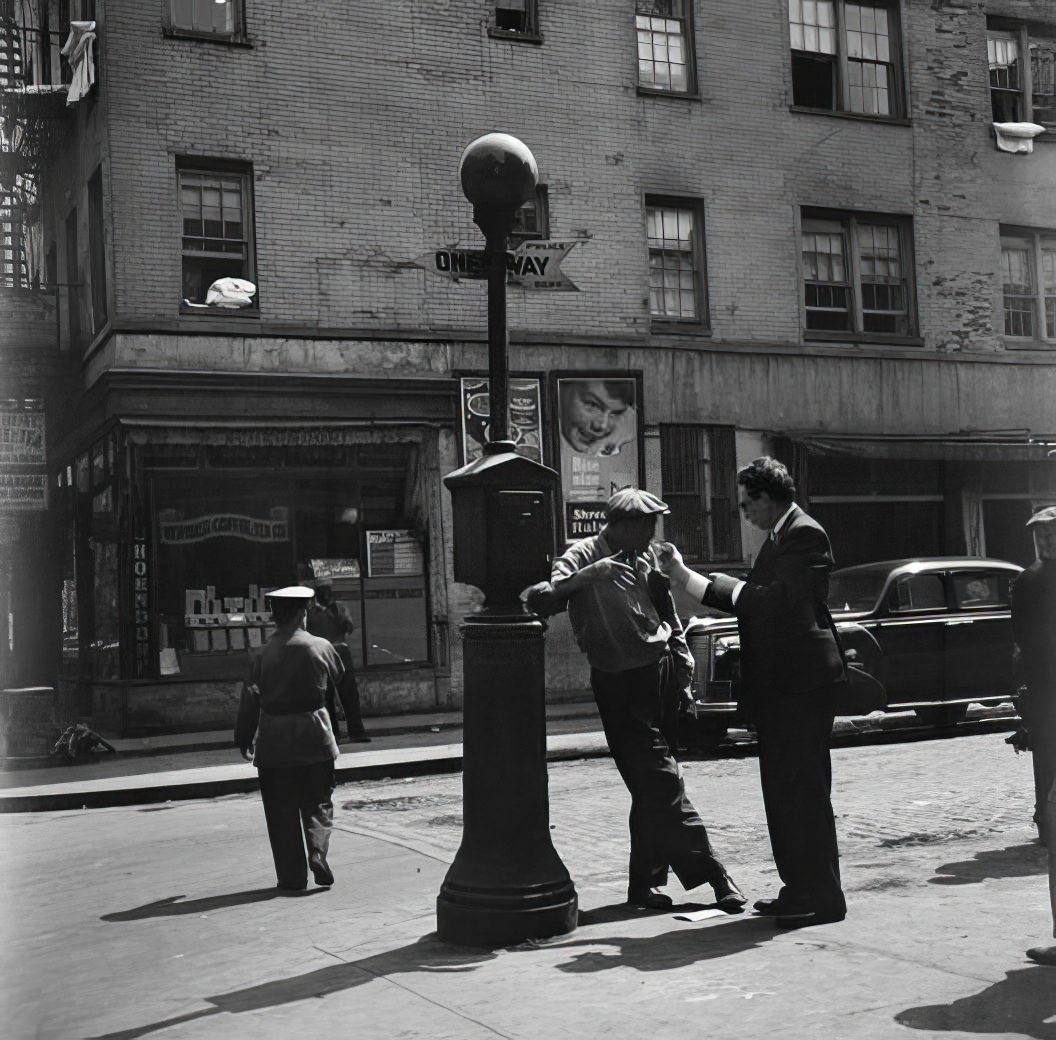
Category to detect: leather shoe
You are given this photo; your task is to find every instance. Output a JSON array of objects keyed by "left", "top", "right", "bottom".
[
  {"left": 1027, "top": 945, "right": 1056, "bottom": 965},
  {"left": 752, "top": 897, "right": 786, "bottom": 916},
  {"left": 776, "top": 907, "right": 846, "bottom": 929},
  {"left": 309, "top": 854, "right": 335, "bottom": 887},
  {"left": 712, "top": 874, "right": 747, "bottom": 911},
  {"left": 627, "top": 887, "right": 673, "bottom": 910}
]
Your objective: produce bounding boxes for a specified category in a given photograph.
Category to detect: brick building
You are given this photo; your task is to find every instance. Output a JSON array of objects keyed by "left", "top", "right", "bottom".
[{"left": 1, "top": 0, "right": 1054, "bottom": 733}]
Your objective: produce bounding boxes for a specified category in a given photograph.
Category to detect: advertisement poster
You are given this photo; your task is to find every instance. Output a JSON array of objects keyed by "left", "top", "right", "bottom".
[
  {"left": 459, "top": 376, "right": 544, "bottom": 465},
  {"left": 557, "top": 376, "right": 640, "bottom": 540},
  {"left": 366, "top": 530, "right": 424, "bottom": 577}
]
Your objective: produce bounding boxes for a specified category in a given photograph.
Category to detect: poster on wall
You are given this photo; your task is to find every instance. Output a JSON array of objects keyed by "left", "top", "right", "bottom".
[
  {"left": 0, "top": 409, "right": 46, "bottom": 512},
  {"left": 459, "top": 376, "right": 544, "bottom": 465},
  {"left": 366, "top": 530, "right": 424, "bottom": 577},
  {"left": 556, "top": 376, "right": 641, "bottom": 541}
]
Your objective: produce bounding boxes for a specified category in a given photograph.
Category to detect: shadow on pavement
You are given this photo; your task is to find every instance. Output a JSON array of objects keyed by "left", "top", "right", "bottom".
[
  {"left": 578, "top": 901, "right": 732, "bottom": 927},
  {"left": 549, "top": 916, "right": 776, "bottom": 974},
  {"left": 895, "top": 967, "right": 1056, "bottom": 1039},
  {"left": 85, "top": 934, "right": 496, "bottom": 1040},
  {"left": 928, "top": 842, "right": 1047, "bottom": 886},
  {"left": 101, "top": 887, "right": 328, "bottom": 921}
]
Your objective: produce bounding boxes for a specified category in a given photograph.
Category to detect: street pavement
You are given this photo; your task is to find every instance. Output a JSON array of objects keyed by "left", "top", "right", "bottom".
[{"left": 2, "top": 729, "right": 1054, "bottom": 1040}]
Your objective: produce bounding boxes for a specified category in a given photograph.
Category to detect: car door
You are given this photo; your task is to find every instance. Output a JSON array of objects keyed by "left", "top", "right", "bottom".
[
  {"left": 867, "top": 570, "right": 947, "bottom": 707},
  {"left": 943, "top": 569, "right": 1016, "bottom": 701}
]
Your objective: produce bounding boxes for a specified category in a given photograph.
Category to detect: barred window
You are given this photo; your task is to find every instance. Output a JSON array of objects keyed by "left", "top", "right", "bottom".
[
  {"left": 1000, "top": 229, "right": 1056, "bottom": 342},
  {"left": 789, "top": 0, "right": 904, "bottom": 118},
  {"left": 646, "top": 199, "right": 706, "bottom": 324},
  {"left": 636, "top": 1, "right": 694, "bottom": 95},
  {"left": 659, "top": 425, "right": 741, "bottom": 563},
  {"left": 802, "top": 209, "right": 914, "bottom": 337}
]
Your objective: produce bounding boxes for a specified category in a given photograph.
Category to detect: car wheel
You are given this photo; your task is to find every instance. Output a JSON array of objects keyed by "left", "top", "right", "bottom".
[
  {"left": 914, "top": 704, "right": 969, "bottom": 728},
  {"left": 685, "top": 719, "right": 729, "bottom": 753}
]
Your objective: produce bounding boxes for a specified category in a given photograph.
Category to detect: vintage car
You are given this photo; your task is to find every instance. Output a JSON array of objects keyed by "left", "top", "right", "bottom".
[{"left": 682, "top": 556, "right": 1023, "bottom": 750}]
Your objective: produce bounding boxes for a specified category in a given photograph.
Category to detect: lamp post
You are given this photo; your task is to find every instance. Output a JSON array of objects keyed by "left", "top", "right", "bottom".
[{"left": 436, "top": 133, "right": 577, "bottom": 947}]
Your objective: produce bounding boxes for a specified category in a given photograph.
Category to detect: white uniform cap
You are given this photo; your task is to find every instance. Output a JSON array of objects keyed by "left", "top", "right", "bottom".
[{"left": 265, "top": 585, "right": 316, "bottom": 601}]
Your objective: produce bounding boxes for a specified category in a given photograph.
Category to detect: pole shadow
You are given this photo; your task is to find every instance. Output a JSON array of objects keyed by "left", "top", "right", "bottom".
[
  {"left": 895, "top": 966, "right": 1056, "bottom": 1039},
  {"left": 928, "top": 842, "right": 1048, "bottom": 886},
  {"left": 578, "top": 900, "right": 737, "bottom": 927},
  {"left": 101, "top": 887, "right": 328, "bottom": 922},
  {"left": 84, "top": 934, "right": 496, "bottom": 1040}
]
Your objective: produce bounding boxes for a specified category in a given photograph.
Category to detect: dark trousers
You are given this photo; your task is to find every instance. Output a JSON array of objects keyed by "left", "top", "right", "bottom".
[
  {"left": 591, "top": 656, "right": 725, "bottom": 892},
  {"left": 257, "top": 761, "right": 335, "bottom": 887},
  {"left": 754, "top": 686, "right": 844, "bottom": 912},
  {"left": 326, "top": 643, "right": 368, "bottom": 741}
]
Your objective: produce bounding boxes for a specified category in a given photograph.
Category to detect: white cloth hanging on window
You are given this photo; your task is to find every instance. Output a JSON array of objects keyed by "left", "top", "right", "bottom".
[
  {"left": 60, "top": 21, "right": 96, "bottom": 106},
  {"left": 206, "top": 277, "right": 257, "bottom": 308},
  {"left": 992, "top": 121, "right": 1046, "bottom": 154}
]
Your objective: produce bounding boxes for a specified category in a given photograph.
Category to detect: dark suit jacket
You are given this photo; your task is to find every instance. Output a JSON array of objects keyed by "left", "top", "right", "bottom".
[
  {"left": 703, "top": 504, "right": 844, "bottom": 699},
  {"left": 1011, "top": 559, "right": 1056, "bottom": 699}
]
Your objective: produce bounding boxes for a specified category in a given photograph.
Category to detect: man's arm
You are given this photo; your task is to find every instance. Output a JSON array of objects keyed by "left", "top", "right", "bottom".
[{"left": 550, "top": 542, "right": 637, "bottom": 598}]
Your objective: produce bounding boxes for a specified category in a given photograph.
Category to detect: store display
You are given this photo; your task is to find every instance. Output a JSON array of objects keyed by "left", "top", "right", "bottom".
[{"left": 181, "top": 583, "right": 274, "bottom": 655}]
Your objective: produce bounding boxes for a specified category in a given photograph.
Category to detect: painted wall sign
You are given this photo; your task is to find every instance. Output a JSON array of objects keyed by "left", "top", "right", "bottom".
[
  {"left": 412, "top": 239, "right": 581, "bottom": 290},
  {"left": 159, "top": 513, "right": 291, "bottom": 544},
  {"left": 459, "top": 376, "right": 544, "bottom": 465}
]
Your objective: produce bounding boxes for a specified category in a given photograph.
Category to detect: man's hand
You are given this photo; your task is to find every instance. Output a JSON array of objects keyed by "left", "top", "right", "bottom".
[
  {"left": 239, "top": 745, "right": 254, "bottom": 762},
  {"left": 584, "top": 556, "right": 638, "bottom": 589},
  {"left": 656, "top": 541, "right": 711, "bottom": 601}
]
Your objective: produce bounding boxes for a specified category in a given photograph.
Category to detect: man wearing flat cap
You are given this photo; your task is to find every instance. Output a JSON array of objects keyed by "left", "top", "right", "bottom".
[
  {"left": 1011, "top": 506, "right": 1056, "bottom": 965},
  {"left": 547, "top": 486, "right": 745, "bottom": 912},
  {"left": 234, "top": 585, "right": 344, "bottom": 891}
]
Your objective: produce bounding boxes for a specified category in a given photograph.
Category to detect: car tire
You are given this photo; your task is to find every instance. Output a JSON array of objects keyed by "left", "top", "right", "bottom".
[
  {"left": 914, "top": 704, "right": 969, "bottom": 728},
  {"left": 685, "top": 719, "right": 729, "bottom": 753}
]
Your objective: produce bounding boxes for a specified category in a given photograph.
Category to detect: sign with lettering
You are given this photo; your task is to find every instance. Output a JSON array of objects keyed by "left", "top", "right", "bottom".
[
  {"left": 459, "top": 376, "right": 543, "bottom": 465},
  {"left": 412, "top": 239, "right": 581, "bottom": 290},
  {"left": 159, "top": 513, "right": 291, "bottom": 544},
  {"left": 0, "top": 410, "right": 46, "bottom": 511},
  {"left": 310, "top": 558, "right": 361, "bottom": 581},
  {"left": 366, "top": 530, "right": 424, "bottom": 577},
  {"left": 133, "top": 538, "right": 151, "bottom": 677}
]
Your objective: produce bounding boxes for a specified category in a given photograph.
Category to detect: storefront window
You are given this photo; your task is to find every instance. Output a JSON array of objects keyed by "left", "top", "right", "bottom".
[{"left": 151, "top": 442, "right": 429, "bottom": 680}]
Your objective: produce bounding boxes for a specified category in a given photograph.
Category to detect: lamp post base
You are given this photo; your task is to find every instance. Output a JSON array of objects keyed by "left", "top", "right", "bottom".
[{"left": 435, "top": 615, "right": 578, "bottom": 947}]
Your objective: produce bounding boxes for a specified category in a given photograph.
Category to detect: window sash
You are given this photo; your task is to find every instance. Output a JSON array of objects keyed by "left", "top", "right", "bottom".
[
  {"left": 1001, "top": 233, "right": 1056, "bottom": 341},
  {"left": 647, "top": 203, "right": 701, "bottom": 320},
  {"left": 636, "top": 1, "right": 691, "bottom": 93},
  {"left": 170, "top": 0, "right": 237, "bottom": 34}
]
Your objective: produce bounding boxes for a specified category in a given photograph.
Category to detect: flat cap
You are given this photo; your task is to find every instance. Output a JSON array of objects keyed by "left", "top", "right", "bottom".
[
  {"left": 605, "top": 487, "right": 669, "bottom": 520},
  {"left": 1026, "top": 505, "right": 1056, "bottom": 527},
  {"left": 265, "top": 585, "right": 316, "bottom": 601}
]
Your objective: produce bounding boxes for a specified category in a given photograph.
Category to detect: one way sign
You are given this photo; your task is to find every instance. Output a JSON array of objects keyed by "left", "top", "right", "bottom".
[{"left": 410, "top": 239, "right": 582, "bottom": 291}]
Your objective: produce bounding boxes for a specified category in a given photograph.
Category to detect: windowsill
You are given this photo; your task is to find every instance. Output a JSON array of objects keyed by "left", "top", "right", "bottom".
[
  {"left": 487, "top": 27, "right": 544, "bottom": 44},
  {"left": 804, "top": 330, "right": 924, "bottom": 347},
  {"left": 162, "top": 27, "right": 254, "bottom": 48},
  {"left": 650, "top": 321, "right": 712, "bottom": 337},
  {"left": 1002, "top": 337, "right": 1056, "bottom": 350},
  {"left": 789, "top": 105, "right": 910, "bottom": 127},
  {"left": 637, "top": 86, "right": 700, "bottom": 101},
  {"left": 179, "top": 306, "right": 260, "bottom": 319}
]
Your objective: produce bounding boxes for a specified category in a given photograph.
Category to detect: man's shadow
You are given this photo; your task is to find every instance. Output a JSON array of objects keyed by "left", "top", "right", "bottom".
[
  {"left": 895, "top": 967, "right": 1056, "bottom": 1039},
  {"left": 928, "top": 842, "right": 1047, "bottom": 886},
  {"left": 101, "top": 888, "right": 328, "bottom": 921},
  {"left": 86, "top": 934, "right": 496, "bottom": 1040}
]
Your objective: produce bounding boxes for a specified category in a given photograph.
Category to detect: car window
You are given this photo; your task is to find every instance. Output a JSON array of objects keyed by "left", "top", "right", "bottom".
[
  {"left": 888, "top": 573, "right": 946, "bottom": 612},
  {"left": 951, "top": 572, "right": 1011, "bottom": 610},
  {"left": 827, "top": 572, "right": 887, "bottom": 612}
]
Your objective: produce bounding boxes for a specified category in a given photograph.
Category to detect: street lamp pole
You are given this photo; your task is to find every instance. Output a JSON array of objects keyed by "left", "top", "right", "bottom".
[{"left": 436, "top": 133, "right": 577, "bottom": 947}]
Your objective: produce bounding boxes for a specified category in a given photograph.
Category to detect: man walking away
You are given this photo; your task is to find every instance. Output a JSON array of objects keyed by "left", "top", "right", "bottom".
[
  {"left": 548, "top": 487, "right": 745, "bottom": 913},
  {"left": 659, "top": 457, "right": 846, "bottom": 929}
]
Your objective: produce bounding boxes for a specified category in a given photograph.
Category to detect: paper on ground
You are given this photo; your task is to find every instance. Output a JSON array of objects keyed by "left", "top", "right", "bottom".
[{"left": 673, "top": 908, "right": 728, "bottom": 922}]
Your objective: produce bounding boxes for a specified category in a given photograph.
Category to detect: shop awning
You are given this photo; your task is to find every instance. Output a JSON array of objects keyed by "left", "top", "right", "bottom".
[
  {"left": 780, "top": 433, "right": 1056, "bottom": 462},
  {"left": 118, "top": 420, "right": 430, "bottom": 447}
]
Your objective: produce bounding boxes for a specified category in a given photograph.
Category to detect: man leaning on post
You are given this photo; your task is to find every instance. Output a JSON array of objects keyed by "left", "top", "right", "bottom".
[{"left": 537, "top": 486, "right": 745, "bottom": 913}]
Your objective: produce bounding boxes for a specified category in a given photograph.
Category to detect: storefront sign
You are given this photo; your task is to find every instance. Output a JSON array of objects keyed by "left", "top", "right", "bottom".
[
  {"left": 159, "top": 514, "right": 290, "bottom": 544},
  {"left": 459, "top": 376, "right": 544, "bottom": 465},
  {"left": 0, "top": 410, "right": 46, "bottom": 511},
  {"left": 133, "top": 538, "right": 151, "bottom": 678},
  {"left": 556, "top": 376, "right": 641, "bottom": 541},
  {"left": 310, "top": 558, "right": 361, "bottom": 580},
  {"left": 412, "top": 240, "right": 581, "bottom": 290},
  {"left": 366, "top": 530, "right": 424, "bottom": 577}
]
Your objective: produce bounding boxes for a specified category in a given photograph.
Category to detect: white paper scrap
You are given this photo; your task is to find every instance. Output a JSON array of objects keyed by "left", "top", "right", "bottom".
[{"left": 673, "top": 908, "right": 729, "bottom": 922}]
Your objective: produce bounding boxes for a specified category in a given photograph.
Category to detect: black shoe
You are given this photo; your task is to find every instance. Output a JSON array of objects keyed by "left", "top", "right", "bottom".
[
  {"left": 752, "top": 897, "right": 786, "bottom": 916},
  {"left": 712, "top": 874, "right": 747, "bottom": 912},
  {"left": 627, "top": 887, "right": 673, "bottom": 910},
  {"left": 309, "top": 854, "right": 335, "bottom": 887},
  {"left": 776, "top": 907, "right": 846, "bottom": 929},
  {"left": 276, "top": 880, "right": 308, "bottom": 892}
]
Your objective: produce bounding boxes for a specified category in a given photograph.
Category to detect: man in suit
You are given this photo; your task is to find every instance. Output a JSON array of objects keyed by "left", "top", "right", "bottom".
[
  {"left": 1011, "top": 506, "right": 1056, "bottom": 966},
  {"left": 659, "top": 456, "right": 847, "bottom": 928}
]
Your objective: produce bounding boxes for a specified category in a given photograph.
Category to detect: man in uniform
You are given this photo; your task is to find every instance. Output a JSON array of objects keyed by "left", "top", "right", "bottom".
[
  {"left": 547, "top": 486, "right": 745, "bottom": 912},
  {"left": 659, "top": 456, "right": 847, "bottom": 929},
  {"left": 307, "top": 579, "right": 371, "bottom": 743},
  {"left": 1011, "top": 506, "right": 1056, "bottom": 965},
  {"left": 235, "top": 585, "right": 344, "bottom": 891}
]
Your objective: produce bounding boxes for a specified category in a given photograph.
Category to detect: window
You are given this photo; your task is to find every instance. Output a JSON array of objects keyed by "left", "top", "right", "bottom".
[
  {"left": 510, "top": 185, "right": 549, "bottom": 244},
  {"left": 951, "top": 572, "right": 1011, "bottom": 611},
  {"left": 1000, "top": 228, "right": 1056, "bottom": 341},
  {"left": 659, "top": 425, "right": 741, "bottom": 563},
  {"left": 801, "top": 209, "right": 914, "bottom": 336},
  {"left": 646, "top": 198, "right": 707, "bottom": 323},
  {"left": 64, "top": 207, "right": 81, "bottom": 348},
  {"left": 888, "top": 573, "right": 946, "bottom": 612},
  {"left": 87, "top": 166, "right": 107, "bottom": 333},
  {"left": 490, "top": 0, "right": 540, "bottom": 40},
  {"left": 636, "top": 1, "right": 694, "bottom": 95},
  {"left": 178, "top": 162, "right": 256, "bottom": 311},
  {"left": 789, "top": 0, "right": 904, "bottom": 118},
  {"left": 169, "top": 0, "right": 241, "bottom": 37},
  {"left": 987, "top": 21, "right": 1056, "bottom": 129}
]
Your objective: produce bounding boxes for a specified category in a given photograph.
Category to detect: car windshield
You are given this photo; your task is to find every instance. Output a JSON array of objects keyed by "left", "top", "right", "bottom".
[{"left": 827, "top": 571, "right": 887, "bottom": 612}]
